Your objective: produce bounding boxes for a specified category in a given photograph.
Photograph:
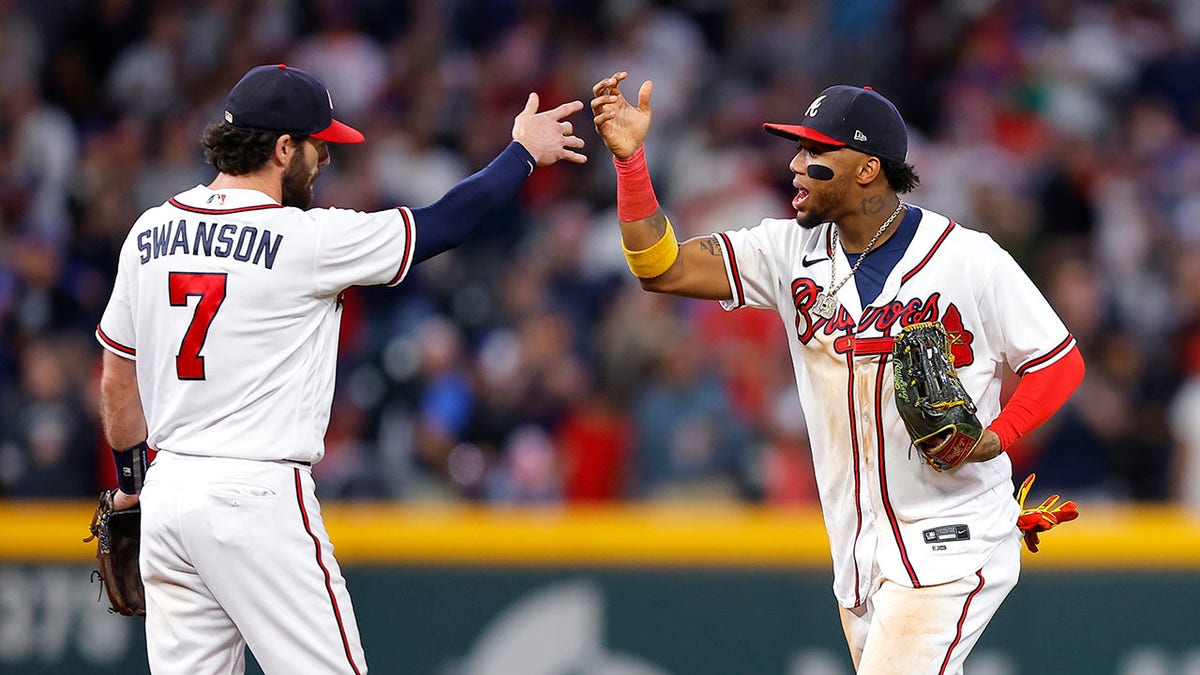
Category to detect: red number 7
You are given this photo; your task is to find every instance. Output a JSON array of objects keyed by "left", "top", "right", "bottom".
[{"left": 168, "top": 272, "right": 227, "bottom": 380}]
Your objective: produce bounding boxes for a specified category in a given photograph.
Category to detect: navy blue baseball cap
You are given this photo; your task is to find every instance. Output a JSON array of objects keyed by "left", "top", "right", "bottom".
[
  {"left": 223, "top": 64, "right": 364, "bottom": 144},
  {"left": 764, "top": 85, "right": 907, "bottom": 163}
]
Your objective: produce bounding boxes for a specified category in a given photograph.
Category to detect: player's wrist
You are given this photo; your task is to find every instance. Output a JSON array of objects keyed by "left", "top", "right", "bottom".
[
  {"left": 504, "top": 141, "right": 537, "bottom": 176},
  {"left": 112, "top": 441, "right": 150, "bottom": 495},
  {"left": 984, "top": 421, "right": 1016, "bottom": 452},
  {"left": 968, "top": 429, "right": 1003, "bottom": 463},
  {"left": 614, "top": 145, "right": 659, "bottom": 221},
  {"left": 612, "top": 143, "right": 647, "bottom": 166}
]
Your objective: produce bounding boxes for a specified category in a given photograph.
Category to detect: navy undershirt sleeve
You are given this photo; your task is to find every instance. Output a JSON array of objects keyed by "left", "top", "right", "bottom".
[{"left": 409, "top": 142, "right": 535, "bottom": 264}]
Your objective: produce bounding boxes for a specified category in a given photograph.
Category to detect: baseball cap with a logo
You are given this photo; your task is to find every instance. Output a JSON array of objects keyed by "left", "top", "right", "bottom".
[
  {"left": 223, "top": 64, "right": 364, "bottom": 144},
  {"left": 763, "top": 85, "right": 906, "bottom": 163}
]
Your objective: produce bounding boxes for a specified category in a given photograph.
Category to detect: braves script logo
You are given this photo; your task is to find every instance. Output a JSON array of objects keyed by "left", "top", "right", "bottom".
[
  {"left": 790, "top": 278, "right": 975, "bottom": 366},
  {"left": 806, "top": 95, "right": 827, "bottom": 118}
]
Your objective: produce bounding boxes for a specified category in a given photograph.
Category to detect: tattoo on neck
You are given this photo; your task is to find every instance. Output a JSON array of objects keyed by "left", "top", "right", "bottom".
[{"left": 861, "top": 196, "right": 886, "bottom": 215}]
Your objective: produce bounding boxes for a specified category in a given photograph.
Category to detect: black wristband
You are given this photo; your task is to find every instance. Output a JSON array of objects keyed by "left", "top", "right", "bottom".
[{"left": 112, "top": 441, "right": 150, "bottom": 494}]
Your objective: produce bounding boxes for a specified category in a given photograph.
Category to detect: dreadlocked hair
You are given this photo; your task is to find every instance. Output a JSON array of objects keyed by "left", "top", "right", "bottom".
[{"left": 880, "top": 157, "right": 920, "bottom": 194}]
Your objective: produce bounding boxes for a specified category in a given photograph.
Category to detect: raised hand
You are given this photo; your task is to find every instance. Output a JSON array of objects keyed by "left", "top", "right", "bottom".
[
  {"left": 511, "top": 93, "right": 588, "bottom": 167},
  {"left": 591, "top": 71, "right": 653, "bottom": 160}
]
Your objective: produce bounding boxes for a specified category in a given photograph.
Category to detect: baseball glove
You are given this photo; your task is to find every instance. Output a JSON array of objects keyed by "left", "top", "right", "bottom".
[
  {"left": 84, "top": 489, "right": 145, "bottom": 616},
  {"left": 892, "top": 321, "right": 984, "bottom": 472}
]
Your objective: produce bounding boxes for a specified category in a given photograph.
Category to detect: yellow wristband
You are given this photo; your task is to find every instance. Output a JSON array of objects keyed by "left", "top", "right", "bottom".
[{"left": 622, "top": 218, "right": 679, "bottom": 279}]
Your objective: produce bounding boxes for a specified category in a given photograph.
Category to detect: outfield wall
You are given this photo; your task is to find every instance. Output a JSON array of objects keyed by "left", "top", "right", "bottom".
[{"left": 3, "top": 502, "right": 1199, "bottom": 674}]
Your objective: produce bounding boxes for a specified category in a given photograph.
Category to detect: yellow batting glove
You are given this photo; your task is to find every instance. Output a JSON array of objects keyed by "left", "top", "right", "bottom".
[{"left": 1015, "top": 473, "right": 1079, "bottom": 553}]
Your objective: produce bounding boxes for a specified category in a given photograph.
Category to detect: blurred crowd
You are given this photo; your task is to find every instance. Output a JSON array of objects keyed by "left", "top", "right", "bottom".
[{"left": 2, "top": 0, "right": 1199, "bottom": 507}]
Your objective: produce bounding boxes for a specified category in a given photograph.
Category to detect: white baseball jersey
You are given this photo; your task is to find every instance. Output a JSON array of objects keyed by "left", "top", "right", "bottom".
[
  {"left": 96, "top": 184, "right": 416, "bottom": 464},
  {"left": 715, "top": 206, "right": 1075, "bottom": 608}
]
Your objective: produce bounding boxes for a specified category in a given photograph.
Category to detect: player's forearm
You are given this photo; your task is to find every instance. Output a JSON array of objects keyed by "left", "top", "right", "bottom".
[
  {"left": 612, "top": 145, "right": 732, "bottom": 298},
  {"left": 620, "top": 210, "right": 681, "bottom": 290},
  {"left": 409, "top": 142, "right": 533, "bottom": 264},
  {"left": 615, "top": 146, "right": 677, "bottom": 281},
  {"left": 635, "top": 234, "right": 735, "bottom": 300},
  {"left": 986, "top": 345, "right": 1085, "bottom": 451},
  {"left": 100, "top": 352, "right": 147, "bottom": 449},
  {"left": 620, "top": 209, "right": 671, "bottom": 252}
]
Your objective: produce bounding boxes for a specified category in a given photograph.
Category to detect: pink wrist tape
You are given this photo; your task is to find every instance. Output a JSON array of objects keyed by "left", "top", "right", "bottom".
[{"left": 614, "top": 146, "right": 660, "bottom": 222}]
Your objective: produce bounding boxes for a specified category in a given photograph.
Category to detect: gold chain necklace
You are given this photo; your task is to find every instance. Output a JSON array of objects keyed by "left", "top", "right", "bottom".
[{"left": 812, "top": 202, "right": 905, "bottom": 320}]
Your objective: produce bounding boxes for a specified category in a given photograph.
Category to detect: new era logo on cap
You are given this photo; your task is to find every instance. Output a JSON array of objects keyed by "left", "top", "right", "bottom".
[
  {"left": 223, "top": 64, "right": 364, "bottom": 144},
  {"left": 763, "top": 84, "right": 908, "bottom": 163}
]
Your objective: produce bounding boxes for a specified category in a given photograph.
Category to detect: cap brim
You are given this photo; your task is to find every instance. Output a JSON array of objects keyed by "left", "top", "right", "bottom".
[
  {"left": 312, "top": 118, "right": 364, "bottom": 144},
  {"left": 762, "top": 123, "right": 846, "bottom": 147}
]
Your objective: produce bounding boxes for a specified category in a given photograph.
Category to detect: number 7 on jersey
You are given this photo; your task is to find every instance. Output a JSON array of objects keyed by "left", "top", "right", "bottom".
[{"left": 168, "top": 272, "right": 227, "bottom": 380}]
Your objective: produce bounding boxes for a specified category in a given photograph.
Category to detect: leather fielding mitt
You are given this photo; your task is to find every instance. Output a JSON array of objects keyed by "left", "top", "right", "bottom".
[
  {"left": 84, "top": 489, "right": 146, "bottom": 616},
  {"left": 892, "top": 321, "right": 984, "bottom": 472}
]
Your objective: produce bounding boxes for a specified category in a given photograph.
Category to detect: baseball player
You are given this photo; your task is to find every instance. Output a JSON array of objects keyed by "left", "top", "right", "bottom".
[
  {"left": 591, "top": 72, "right": 1084, "bottom": 673},
  {"left": 96, "top": 64, "right": 585, "bottom": 674}
]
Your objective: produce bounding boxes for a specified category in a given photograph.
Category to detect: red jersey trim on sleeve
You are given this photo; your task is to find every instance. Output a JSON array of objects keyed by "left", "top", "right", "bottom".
[
  {"left": 96, "top": 325, "right": 136, "bottom": 358},
  {"left": 386, "top": 207, "right": 416, "bottom": 287},
  {"left": 1015, "top": 334, "right": 1076, "bottom": 375},
  {"left": 989, "top": 344, "right": 1084, "bottom": 449},
  {"left": 716, "top": 231, "right": 745, "bottom": 307}
]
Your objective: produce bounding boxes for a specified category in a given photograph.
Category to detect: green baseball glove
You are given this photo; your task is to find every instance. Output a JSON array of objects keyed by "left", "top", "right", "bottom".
[{"left": 892, "top": 321, "right": 984, "bottom": 472}]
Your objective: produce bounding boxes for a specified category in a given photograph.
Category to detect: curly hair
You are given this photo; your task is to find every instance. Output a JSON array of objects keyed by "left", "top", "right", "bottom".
[
  {"left": 201, "top": 122, "right": 307, "bottom": 176},
  {"left": 880, "top": 157, "right": 921, "bottom": 194}
]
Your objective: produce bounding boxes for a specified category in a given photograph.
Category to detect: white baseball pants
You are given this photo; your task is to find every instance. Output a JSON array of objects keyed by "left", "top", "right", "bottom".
[
  {"left": 839, "top": 534, "right": 1021, "bottom": 674},
  {"left": 139, "top": 452, "right": 367, "bottom": 674}
]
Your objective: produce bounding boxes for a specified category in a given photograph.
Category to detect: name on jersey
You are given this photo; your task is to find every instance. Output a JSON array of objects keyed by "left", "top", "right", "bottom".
[
  {"left": 790, "top": 278, "right": 976, "bottom": 366},
  {"left": 137, "top": 220, "right": 283, "bottom": 269}
]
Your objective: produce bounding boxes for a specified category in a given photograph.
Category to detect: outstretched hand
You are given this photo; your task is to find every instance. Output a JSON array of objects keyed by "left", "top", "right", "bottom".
[
  {"left": 591, "top": 71, "right": 653, "bottom": 160},
  {"left": 511, "top": 93, "right": 587, "bottom": 167}
]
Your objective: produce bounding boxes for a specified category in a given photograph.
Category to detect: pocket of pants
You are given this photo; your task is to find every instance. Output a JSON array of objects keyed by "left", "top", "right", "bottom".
[
  {"left": 208, "top": 482, "right": 277, "bottom": 500},
  {"left": 205, "top": 482, "right": 278, "bottom": 545}
]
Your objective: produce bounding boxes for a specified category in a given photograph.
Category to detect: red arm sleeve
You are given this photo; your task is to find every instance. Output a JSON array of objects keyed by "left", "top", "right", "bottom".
[{"left": 988, "top": 345, "right": 1085, "bottom": 450}]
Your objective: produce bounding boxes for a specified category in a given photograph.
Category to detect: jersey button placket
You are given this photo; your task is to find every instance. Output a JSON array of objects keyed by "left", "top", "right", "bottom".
[{"left": 849, "top": 331, "right": 873, "bottom": 470}]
